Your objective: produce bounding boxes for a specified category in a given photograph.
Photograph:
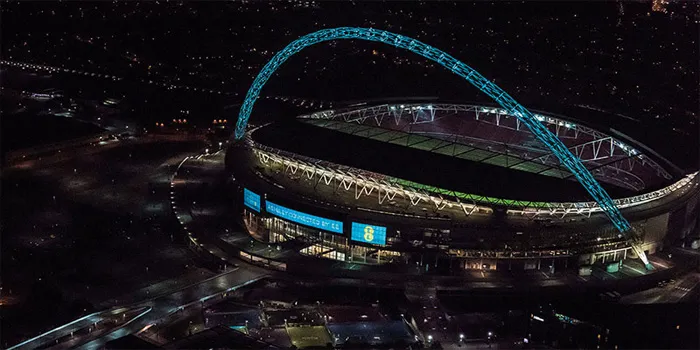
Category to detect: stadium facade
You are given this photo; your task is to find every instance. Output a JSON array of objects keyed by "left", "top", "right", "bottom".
[{"left": 228, "top": 102, "right": 699, "bottom": 274}]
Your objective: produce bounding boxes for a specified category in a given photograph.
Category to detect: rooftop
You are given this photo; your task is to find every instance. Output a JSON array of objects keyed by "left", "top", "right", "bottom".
[{"left": 252, "top": 119, "right": 635, "bottom": 202}]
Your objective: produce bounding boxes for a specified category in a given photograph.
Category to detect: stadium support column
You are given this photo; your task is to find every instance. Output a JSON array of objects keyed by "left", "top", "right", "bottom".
[
  {"left": 631, "top": 243, "right": 652, "bottom": 270},
  {"left": 628, "top": 227, "right": 652, "bottom": 269}
]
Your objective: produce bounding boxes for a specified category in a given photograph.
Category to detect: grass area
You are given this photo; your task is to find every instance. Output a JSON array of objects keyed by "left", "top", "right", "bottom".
[{"left": 286, "top": 325, "right": 333, "bottom": 349}]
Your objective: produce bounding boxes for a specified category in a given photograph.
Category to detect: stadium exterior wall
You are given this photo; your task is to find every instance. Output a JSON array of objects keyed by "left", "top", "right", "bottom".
[{"left": 227, "top": 104, "right": 699, "bottom": 274}]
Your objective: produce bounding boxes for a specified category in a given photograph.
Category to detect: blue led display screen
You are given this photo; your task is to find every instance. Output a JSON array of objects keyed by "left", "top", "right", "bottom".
[
  {"left": 243, "top": 188, "right": 261, "bottom": 212},
  {"left": 351, "top": 222, "right": 387, "bottom": 246},
  {"left": 266, "top": 201, "right": 343, "bottom": 234}
]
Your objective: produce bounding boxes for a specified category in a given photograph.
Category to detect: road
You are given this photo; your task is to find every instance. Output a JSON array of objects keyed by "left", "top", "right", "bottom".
[
  {"left": 9, "top": 266, "right": 269, "bottom": 350},
  {"left": 78, "top": 266, "right": 268, "bottom": 350},
  {"left": 7, "top": 307, "right": 134, "bottom": 350},
  {"left": 619, "top": 272, "right": 700, "bottom": 304}
]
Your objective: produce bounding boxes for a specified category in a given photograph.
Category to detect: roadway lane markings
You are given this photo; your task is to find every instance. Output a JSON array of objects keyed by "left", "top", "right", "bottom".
[
  {"left": 649, "top": 260, "right": 670, "bottom": 269},
  {"left": 7, "top": 307, "right": 132, "bottom": 350},
  {"left": 621, "top": 264, "right": 646, "bottom": 276}
]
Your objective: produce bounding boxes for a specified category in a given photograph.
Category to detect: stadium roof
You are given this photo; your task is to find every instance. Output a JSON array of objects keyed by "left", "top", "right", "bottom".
[{"left": 251, "top": 120, "right": 637, "bottom": 202}]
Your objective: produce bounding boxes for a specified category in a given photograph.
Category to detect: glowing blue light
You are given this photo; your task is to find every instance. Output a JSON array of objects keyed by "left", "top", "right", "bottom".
[
  {"left": 266, "top": 201, "right": 343, "bottom": 233},
  {"left": 233, "top": 27, "right": 632, "bottom": 236},
  {"left": 243, "top": 188, "right": 261, "bottom": 212},
  {"left": 351, "top": 222, "right": 387, "bottom": 245}
]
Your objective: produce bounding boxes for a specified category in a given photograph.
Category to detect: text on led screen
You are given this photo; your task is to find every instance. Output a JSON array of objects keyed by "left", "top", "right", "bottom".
[{"left": 266, "top": 201, "right": 343, "bottom": 233}]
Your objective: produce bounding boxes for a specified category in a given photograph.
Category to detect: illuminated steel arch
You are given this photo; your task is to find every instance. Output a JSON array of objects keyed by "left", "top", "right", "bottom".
[{"left": 235, "top": 27, "right": 650, "bottom": 265}]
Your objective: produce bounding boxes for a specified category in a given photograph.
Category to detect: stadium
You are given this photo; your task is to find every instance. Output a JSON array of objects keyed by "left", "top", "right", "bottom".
[
  {"left": 224, "top": 28, "right": 699, "bottom": 277},
  {"left": 226, "top": 101, "right": 699, "bottom": 275}
]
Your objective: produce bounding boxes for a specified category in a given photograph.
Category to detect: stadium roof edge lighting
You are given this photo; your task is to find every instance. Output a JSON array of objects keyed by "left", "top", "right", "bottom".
[
  {"left": 234, "top": 27, "right": 650, "bottom": 265},
  {"left": 251, "top": 144, "right": 697, "bottom": 215}
]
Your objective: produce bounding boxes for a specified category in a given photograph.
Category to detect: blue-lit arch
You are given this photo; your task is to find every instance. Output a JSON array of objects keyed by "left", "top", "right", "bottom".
[{"left": 235, "top": 27, "right": 647, "bottom": 261}]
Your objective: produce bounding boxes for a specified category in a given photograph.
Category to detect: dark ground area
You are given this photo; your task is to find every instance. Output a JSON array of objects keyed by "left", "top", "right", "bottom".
[
  {"left": 0, "top": 138, "right": 205, "bottom": 347},
  {"left": 439, "top": 288, "right": 700, "bottom": 349},
  {"left": 1, "top": 112, "right": 105, "bottom": 151}
]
